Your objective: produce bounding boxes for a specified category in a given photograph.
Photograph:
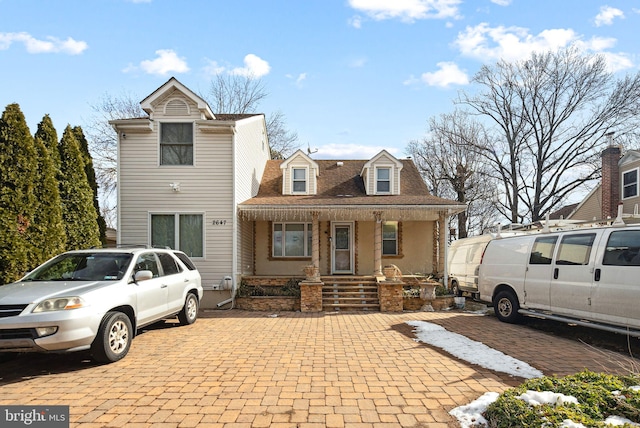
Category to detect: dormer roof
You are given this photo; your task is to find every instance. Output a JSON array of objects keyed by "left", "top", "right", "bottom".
[{"left": 140, "top": 77, "right": 215, "bottom": 120}]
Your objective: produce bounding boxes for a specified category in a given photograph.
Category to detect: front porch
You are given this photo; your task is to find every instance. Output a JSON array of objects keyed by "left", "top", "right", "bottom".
[{"left": 238, "top": 274, "right": 449, "bottom": 313}]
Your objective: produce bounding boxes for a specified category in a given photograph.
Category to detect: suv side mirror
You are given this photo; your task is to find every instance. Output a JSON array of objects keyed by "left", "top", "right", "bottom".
[{"left": 134, "top": 270, "right": 153, "bottom": 282}]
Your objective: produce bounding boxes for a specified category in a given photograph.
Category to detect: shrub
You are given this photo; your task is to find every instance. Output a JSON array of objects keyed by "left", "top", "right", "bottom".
[{"left": 484, "top": 370, "right": 640, "bottom": 427}]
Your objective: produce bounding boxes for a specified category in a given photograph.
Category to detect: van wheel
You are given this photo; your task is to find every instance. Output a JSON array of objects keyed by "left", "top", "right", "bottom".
[{"left": 494, "top": 290, "right": 522, "bottom": 323}]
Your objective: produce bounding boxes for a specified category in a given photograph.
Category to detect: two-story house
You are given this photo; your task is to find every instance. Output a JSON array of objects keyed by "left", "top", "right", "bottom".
[{"left": 111, "top": 78, "right": 466, "bottom": 310}]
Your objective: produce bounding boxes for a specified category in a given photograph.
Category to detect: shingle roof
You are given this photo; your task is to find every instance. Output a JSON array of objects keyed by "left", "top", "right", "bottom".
[
  {"left": 214, "top": 113, "right": 263, "bottom": 121},
  {"left": 240, "top": 159, "right": 465, "bottom": 208}
]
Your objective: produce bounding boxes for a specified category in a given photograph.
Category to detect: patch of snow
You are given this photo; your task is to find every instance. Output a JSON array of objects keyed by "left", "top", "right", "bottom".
[
  {"left": 448, "top": 391, "right": 498, "bottom": 428},
  {"left": 407, "top": 320, "right": 544, "bottom": 379},
  {"left": 605, "top": 415, "right": 640, "bottom": 426},
  {"left": 518, "top": 390, "right": 578, "bottom": 406}
]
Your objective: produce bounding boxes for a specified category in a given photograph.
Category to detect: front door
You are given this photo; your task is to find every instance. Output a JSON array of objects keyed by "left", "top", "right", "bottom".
[{"left": 332, "top": 223, "right": 353, "bottom": 274}]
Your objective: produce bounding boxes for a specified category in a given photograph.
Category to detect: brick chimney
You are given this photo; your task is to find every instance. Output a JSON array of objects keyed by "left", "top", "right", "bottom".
[{"left": 601, "top": 133, "right": 620, "bottom": 219}]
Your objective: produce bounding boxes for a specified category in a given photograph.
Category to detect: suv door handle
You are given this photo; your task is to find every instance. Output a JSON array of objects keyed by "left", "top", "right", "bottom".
[
  {"left": 594, "top": 268, "right": 601, "bottom": 282},
  {"left": 161, "top": 284, "right": 168, "bottom": 288},
  {"left": 553, "top": 268, "right": 559, "bottom": 279}
]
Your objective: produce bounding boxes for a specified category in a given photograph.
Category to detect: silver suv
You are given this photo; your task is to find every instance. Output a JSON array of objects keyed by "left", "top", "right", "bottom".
[{"left": 0, "top": 247, "right": 203, "bottom": 363}]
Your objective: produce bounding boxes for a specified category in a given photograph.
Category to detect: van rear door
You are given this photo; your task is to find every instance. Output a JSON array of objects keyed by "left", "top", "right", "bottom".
[{"left": 591, "top": 228, "right": 640, "bottom": 329}]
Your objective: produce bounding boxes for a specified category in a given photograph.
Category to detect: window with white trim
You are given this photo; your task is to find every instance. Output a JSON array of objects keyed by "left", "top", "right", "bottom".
[
  {"left": 376, "top": 167, "right": 391, "bottom": 193},
  {"left": 273, "top": 223, "right": 312, "bottom": 257},
  {"left": 623, "top": 169, "right": 638, "bottom": 199},
  {"left": 151, "top": 214, "right": 203, "bottom": 257},
  {"left": 292, "top": 168, "right": 307, "bottom": 193},
  {"left": 160, "top": 123, "right": 193, "bottom": 165},
  {"left": 382, "top": 221, "right": 398, "bottom": 255}
]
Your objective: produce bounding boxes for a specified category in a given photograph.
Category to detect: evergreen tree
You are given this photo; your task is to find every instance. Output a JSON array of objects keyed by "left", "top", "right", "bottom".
[
  {"left": 73, "top": 126, "right": 107, "bottom": 246},
  {"left": 32, "top": 116, "right": 65, "bottom": 264},
  {"left": 59, "top": 126, "right": 101, "bottom": 250},
  {"left": 0, "top": 104, "right": 37, "bottom": 283}
]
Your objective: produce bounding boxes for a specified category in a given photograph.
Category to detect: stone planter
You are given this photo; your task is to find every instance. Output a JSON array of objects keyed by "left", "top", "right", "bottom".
[
  {"left": 303, "top": 265, "right": 320, "bottom": 281},
  {"left": 419, "top": 282, "right": 438, "bottom": 300},
  {"left": 383, "top": 265, "right": 399, "bottom": 281}
]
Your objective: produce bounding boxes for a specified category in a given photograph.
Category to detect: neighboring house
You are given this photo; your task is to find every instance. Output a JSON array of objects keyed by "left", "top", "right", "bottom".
[
  {"left": 567, "top": 145, "right": 640, "bottom": 224},
  {"left": 111, "top": 78, "right": 466, "bottom": 309}
]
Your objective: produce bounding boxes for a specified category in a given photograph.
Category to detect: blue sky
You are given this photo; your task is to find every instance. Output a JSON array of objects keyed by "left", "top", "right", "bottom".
[{"left": 1, "top": 0, "right": 638, "bottom": 160}]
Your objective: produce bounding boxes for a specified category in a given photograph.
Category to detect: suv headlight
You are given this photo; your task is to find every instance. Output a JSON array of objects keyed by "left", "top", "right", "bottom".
[{"left": 33, "top": 297, "right": 85, "bottom": 313}]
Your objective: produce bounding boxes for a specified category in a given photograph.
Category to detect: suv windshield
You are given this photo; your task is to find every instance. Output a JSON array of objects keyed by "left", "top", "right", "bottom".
[{"left": 24, "top": 253, "right": 134, "bottom": 281}]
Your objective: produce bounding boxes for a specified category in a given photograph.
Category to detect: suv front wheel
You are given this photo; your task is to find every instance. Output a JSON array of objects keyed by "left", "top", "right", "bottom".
[{"left": 91, "top": 311, "right": 133, "bottom": 363}]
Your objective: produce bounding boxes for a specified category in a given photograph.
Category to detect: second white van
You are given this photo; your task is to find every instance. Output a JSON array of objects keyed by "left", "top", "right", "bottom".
[{"left": 478, "top": 225, "right": 640, "bottom": 337}]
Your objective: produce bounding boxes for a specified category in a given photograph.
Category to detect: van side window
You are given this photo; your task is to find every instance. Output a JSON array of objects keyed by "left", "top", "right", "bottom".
[
  {"left": 603, "top": 230, "right": 640, "bottom": 266},
  {"left": 556, "top": 234, "right": 595, "bottom": 265},
  {"left": 529, "top": 236, "right": 557, "bottom": 264}
]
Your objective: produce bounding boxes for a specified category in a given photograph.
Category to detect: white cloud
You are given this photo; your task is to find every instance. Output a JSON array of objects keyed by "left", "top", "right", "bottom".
[
  {"left": 203, "top": 59, "right": 226, "bottom": 76},
  {"left": 594, "top": 6, "right": 624, "bottom": 27},
  {"left": 416, "top": 61, "right": 469, "bottom": 87},
  {"left": 596, "top": 51, "right": 634, "bottom": 73},
  {"left": 139, "top": 49, "right": 189, "bottom": 76},
  {"left": 229, "top": 54, "right": 271, "bottom": 78},
  {"left": 348, "top": 0, "right": 461, "bottom": 23},
  {"left": 286, "top": 72, "right": 307, "bottom": 88},
  {"left": 453, "top": 22, "right": 635, "bottom": 72},
  {"left": 490, "top": 0, "right": 512, "bottom": 5},
  {"left": 454, "top": 23, "right": 580, "bottom": 62},
  {"left": 0, "top": 32, "right": 87, "bottom": 55},
  {"left": 348, "top": 15, "right": 363, "bottom": 29}
]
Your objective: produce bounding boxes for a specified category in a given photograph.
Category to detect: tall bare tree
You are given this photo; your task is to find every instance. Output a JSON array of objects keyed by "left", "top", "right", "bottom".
[
  {"left": 203, "top": 74, "right": 299, "bottom": 159},
  {"left": 85, "top": 91, "right": 144, "bottom": 227},
  {"left": 407, "top": 111, "right": 499, "bottom": 238},
  {"left": 460, "top": 46, "right": 640, "bottom": 222}
]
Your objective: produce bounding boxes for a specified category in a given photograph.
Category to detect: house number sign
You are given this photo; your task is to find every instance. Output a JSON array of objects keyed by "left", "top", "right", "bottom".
[{"left": 212, "top": 220, "right": 227, "bottom": 225}]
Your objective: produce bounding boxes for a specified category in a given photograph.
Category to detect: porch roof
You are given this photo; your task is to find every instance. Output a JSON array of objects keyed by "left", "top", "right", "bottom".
[{"left": 238, "top": 159, "right": 467, "bottom": 221}]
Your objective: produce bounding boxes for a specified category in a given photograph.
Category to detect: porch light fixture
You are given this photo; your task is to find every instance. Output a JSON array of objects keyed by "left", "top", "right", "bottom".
[{"left": 169, "top": 182, "right": 181, "bottom": 192}]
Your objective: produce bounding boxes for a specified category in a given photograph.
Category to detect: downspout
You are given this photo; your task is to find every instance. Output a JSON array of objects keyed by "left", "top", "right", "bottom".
[{"left": 230, "top": 125, "right": 238, "bottom": 307}]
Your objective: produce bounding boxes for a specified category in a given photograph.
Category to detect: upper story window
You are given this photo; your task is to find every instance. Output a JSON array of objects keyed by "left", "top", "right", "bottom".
[
  {"left": 160, "top": 123, "right": 193, "bottom": 165},
  {"left": 376, "top": 167, "right": 391, "bottom": 193},
  {"left": 623, "top": 169, "right": 638, "bottom": 199},
  {"left": 292, "top": 168, "right": 307, "bottom": 193}
]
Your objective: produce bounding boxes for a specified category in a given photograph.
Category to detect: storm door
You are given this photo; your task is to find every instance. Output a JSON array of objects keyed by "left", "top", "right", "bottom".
[{"left": 332, "top": 223, "right": 353, "bottom": 274}]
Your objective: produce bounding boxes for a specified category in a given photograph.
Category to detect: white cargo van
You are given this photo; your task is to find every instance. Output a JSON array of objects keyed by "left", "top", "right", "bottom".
[
  {"left": 478, "top": 225, "right": 640, "bottom": 337},
  {"left": 448, "top": 234, "right": 493, "bottom": 297}
]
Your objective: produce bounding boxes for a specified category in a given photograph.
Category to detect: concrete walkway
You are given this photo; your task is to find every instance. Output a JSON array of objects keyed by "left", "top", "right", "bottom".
[{"left": 0, "top": 309, "right": 637, "bottom": 427}]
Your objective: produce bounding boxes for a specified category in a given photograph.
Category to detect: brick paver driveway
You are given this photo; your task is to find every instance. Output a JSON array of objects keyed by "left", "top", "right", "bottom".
[{"left": 0, "top": 309, "right": 637, "bottom": 427}]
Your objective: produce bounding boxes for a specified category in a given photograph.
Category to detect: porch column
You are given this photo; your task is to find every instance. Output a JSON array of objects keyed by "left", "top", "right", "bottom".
[
  {"left": 312, "top": 211, "right": 320, "bottom": 273},
  {"left": 438, "top": 212, "right": 446, "bottom": 274},
  {"left": 373, "top": 211, "right": 383, "bottom": 276}
]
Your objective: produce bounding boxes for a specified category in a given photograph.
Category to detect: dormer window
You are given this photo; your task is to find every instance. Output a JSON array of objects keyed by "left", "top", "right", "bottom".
[
  {"left": 376, "top": 167, "right": 391, "bottom": 193},
  {"left": 292, "top": 168, "right": 307, "bottom": 193}
]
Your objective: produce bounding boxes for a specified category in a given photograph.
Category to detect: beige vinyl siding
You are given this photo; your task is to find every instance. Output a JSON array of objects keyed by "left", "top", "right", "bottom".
[
  {"left": 233, "top": 116, "right": 270, "bottom": 277},
  {"left": 571, "top": 186, "right": 602, "bottom": 221},
  {"left": 118, "top": 120, "right": 236, "bottom": 287}
]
